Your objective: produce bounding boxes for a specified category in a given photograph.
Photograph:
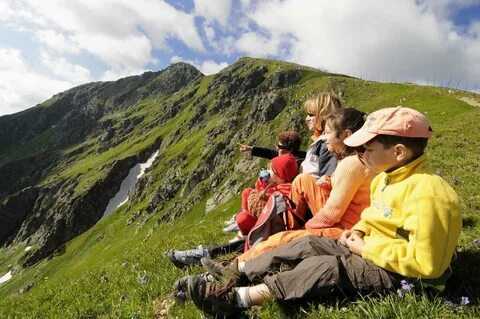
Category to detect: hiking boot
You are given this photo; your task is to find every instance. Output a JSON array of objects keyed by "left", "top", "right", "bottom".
[
  {"left": 224, "top": 215, "right": 236, "bottom": 226},
  {"left": 201, "top": 257, "right": 228, "bottom": 281},
  {"left": 223, "top": 221, "right": 240, "bottom": 233},
  {"left": 172, "top": 275, "right": 189, "bottom": 303},
  {"left": 201, "top": 257, "right": 245, "bottom": 286},
  {"left": 186, "top": 274, "right": 242, "bottom": 316},
  {"left": 166, "top": 245, "right": 210, "bottom": 268},
  {"left": 172, "top": 273, "right": 215, "bottom": 304}
]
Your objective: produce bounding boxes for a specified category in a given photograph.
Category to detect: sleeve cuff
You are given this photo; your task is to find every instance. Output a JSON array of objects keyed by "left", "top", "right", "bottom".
[{"left": 352, "top": 221, "right": 369, "bottom": 235}]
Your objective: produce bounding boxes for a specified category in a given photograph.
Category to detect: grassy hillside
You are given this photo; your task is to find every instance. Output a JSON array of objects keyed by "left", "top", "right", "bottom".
[{"left": 0, "top": 58, "right": 479, "bottom": 318}]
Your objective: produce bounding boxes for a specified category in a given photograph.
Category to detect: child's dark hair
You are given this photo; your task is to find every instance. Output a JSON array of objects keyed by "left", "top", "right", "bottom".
[
  {"left": 371, "top": 135, "right": 428, "bottom": 158},
  {"left": 278, "top": 131, "right": 301, "bottom": 152},
  {"left": 327, "top": 107, "right": 367, "bottom": 156}
]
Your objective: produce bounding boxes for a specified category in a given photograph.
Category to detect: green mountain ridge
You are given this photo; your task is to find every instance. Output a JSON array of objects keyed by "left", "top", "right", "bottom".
[{"left": 0, "top": 57, "right": 479, "bottom": 318}]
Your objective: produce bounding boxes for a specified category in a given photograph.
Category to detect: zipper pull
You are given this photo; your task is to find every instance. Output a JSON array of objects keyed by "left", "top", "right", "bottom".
[{"left": 381, "top": 176, "right": 389, "bottom": 191}]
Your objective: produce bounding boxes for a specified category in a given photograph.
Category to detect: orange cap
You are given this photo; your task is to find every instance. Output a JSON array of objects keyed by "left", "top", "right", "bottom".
[{"left": 344, "top": 106, "right": 432, "bottom": 147}]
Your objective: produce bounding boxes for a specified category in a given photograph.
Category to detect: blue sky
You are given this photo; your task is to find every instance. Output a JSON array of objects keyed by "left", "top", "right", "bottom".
[{"left": 1, "top": 0, "right": 480, "bottom": 116}]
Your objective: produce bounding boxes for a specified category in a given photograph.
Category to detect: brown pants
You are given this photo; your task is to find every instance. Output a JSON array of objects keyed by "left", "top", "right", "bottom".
[{"left": 243, "top": 236, "right": 400, "bottom": 301}]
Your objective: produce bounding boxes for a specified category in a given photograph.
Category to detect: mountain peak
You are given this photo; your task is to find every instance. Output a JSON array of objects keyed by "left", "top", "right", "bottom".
[{"left": 166, "top": 61, "right": 202, "bottom": 74}]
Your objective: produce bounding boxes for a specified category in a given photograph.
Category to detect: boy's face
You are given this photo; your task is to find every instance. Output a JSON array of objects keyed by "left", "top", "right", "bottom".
[{"left": 359, "top": 140, "right": 400, "bottom": 174}]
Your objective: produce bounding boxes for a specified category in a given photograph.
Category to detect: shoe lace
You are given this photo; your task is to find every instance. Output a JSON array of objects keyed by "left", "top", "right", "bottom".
[{"left": 209, "top": 279, "right": 236, "bottom": 298}]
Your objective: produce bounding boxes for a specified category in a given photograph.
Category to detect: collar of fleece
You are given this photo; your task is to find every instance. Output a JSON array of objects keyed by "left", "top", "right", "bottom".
[{"left": 383, "top": 154, "right": 427, "bottom": 184}]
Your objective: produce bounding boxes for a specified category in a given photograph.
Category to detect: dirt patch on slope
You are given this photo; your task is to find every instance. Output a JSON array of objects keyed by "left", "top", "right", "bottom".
[{"left": 459, "top": 96, "right": 480, "bottom": 108}]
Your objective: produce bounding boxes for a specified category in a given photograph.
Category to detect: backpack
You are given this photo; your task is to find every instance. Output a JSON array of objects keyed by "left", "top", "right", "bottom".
[{"left": 245, "top": 191, "right": 305, "bottom": 251}]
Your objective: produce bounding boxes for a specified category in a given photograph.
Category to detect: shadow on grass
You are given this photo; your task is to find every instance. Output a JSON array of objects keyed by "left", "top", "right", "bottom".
[
  {"left": 462, "top": 216, "right": 477, "bottom": 229},
  {"left": 445, "top": 248, "right": 480, "bottom": 302}
]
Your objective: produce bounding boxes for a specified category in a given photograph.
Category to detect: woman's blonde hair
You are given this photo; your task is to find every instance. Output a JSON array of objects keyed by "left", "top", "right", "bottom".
[{"left": 304, "top": 92, "right": 343, "bottom": 135}]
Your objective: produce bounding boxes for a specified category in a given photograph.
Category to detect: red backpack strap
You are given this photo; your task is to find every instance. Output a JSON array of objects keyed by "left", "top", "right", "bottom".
[{"left": 282, "top": 195, "right": 306, "bottom": 230}]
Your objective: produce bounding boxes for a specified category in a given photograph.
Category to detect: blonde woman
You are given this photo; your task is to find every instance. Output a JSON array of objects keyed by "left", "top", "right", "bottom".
[
  {"left": 300, "top": 92, "right": 342, "bottom": 178},
  {"left": 240, "top": 92, "right": 342, "bottom": 178}
]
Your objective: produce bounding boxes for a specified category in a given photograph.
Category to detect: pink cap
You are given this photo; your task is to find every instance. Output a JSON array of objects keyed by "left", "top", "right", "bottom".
[{"left": 344, "top": 106, "right": 432, "bottom": 147}]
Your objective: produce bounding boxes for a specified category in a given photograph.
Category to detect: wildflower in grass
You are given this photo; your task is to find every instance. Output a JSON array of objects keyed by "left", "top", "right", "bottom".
[
  {"left": 400, "top": 280, "right": 414, "bottom": 292},
  {"left": 460, "top": 296, "right": 470, "bottom": 306},
  {"left": 397, "top": 280, "right": 414, "bottom": 297},
  {"left": 137, "top": 271, "right": 149, "bottom": 285}
]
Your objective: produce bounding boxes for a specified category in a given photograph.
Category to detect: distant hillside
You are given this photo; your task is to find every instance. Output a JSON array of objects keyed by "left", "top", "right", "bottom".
[{"left": 0, "top": 57, "right": 479, "bottom": 318}]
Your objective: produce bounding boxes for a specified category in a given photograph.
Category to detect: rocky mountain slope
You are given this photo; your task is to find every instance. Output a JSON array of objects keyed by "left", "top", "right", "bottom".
[
  {"left": 0, "top": 57, "right": 479, "bottom": 318},
  {"left": 0, "top": 62, "right": 205, "bottom": 265},
  {"left": 0, "top": 58, "right": 320, "bottom": 266}
]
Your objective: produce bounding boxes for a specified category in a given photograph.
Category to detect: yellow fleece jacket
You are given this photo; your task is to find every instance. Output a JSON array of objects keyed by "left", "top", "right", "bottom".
[{"left": 353, "top": 155, "right": 461, "bottom": 279}]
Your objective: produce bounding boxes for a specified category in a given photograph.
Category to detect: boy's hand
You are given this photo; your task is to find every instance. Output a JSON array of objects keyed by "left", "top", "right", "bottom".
[
  {"left": 339, "top": 230, "right": 352, "bottom": 246},
  {"left": 346, "top": 233, "right": 365, "bottom": 255},
  {"left": 339, "top": 230, "right": 364, "bottom": 246},
  {"left": 239, "top": 144, "right": 253, "bottom": 153}
]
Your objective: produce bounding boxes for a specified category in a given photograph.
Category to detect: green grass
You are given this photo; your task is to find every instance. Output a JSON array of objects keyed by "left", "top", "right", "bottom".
[
  {"left": 0, "top": 58, "right": 479, "bottom": 318},
  {"left": 196, "top": 75, "right": 214, "bottom": 96},
  {"left": 0, "top": 196, "right": 239, "bottom": 318}
]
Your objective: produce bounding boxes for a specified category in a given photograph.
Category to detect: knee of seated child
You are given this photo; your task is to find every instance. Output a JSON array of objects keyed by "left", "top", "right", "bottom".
[{"left": 236, "top": 210, "right": 257, "bottom": 235}]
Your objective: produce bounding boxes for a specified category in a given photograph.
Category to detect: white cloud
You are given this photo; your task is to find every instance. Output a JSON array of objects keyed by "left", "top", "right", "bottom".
[
  {"left": 2, "top": 0, "right": 480, "bottom": 116},
  {"left": 0, "top": 48, "right": 75, "bottom": 116},
  {"left": 194, "top": 0, "right": 232, "bottom": 26},
  {"left": 40, "top": 51, "right": 91, "bottom": 83},
  {"left": 0, "top": 2, "right": 14, "bottom": 22},
  {"left": 205, "top": 24, "right": 216, "bottom": 43},
  {"left": 125, "top": 0, "right": 205, "bottom": 52},
  {"left": 170, "top": 56, "right": 184, "bottom": 64},
  {"left": 198, "top": 60, "right": 229, "bottom": 74},
  {"left": 239, "top": 0, "right": 480, "bottom": 90},
  {"left": 203, "top": 22, "right": 237, "bottom": 55},
  {"left": 0, "top": 49, "right": 25, "bottom": 72},
  {"left": 4, "top": 0, "right": 205, "bottom": 72},
  {"left": 235, "top": 32, "right": 285, "bottom": 57},
  {"left": 36, "top": 29, "right": 80, "bottom": 55},
  {"left": 239, "top": 0, "right": 252, "bottom": 9},
  {"left": 0, "top": 0, "right": 210, "bottom": 114},
  {"left": 75, "top": 32, "right": 152, "bottom": 72}
]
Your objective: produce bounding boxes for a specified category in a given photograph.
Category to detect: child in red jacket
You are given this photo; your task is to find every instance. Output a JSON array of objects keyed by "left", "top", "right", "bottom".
[
  {"left": 167, "top": 145, "right": 299, "bottom": 268},
  {"left": 236, "top": 153, "right": 298, "bottom": 235}
]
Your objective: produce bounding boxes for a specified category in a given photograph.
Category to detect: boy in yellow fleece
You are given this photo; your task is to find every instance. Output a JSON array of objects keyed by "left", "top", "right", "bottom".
[
  {"left": 177, "top": 107, "right": 461, "bottom": 317},
  {"left": 339, "top": 106, "right": 461, "bottom": 279}
]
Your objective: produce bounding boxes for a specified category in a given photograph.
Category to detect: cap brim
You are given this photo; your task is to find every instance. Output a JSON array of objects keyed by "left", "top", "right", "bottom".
[{"left": 344, "top": 130, "right": 378, "bottom": 147}]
